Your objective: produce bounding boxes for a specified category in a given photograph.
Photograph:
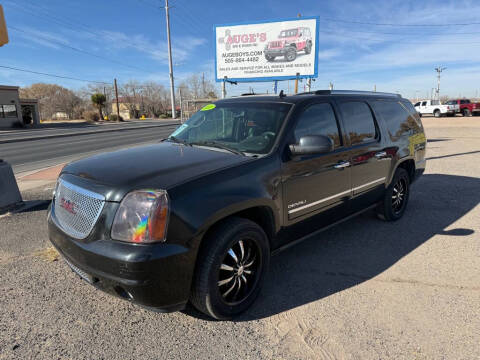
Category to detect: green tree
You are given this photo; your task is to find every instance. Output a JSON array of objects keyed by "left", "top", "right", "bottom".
[{"left": 91, "top": 93, "right": 106, "bottom": 120}]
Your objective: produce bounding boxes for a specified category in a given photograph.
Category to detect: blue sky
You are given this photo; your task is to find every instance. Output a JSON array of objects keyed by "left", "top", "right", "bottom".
[{"left": 1, "top": 0, "right": 480, "bottom": 98}]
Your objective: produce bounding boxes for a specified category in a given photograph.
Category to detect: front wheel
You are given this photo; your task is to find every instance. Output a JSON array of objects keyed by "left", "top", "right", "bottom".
[
  {"left": 377, "top": 168, "right": 410, "bottom": 221},
  {"left": 190, "top": 217, "right": 270, "bottom": 320},
  {"left": 265, "top": 54, "right": 275, "bottom": 62},
  {"left": 285, "top": 47, "right": 297, "bottom": 61}
]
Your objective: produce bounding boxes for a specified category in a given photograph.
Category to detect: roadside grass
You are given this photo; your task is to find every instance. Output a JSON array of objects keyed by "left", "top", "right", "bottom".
[{"left": 33, "top": 246, "right": 59, "bottom": 262}]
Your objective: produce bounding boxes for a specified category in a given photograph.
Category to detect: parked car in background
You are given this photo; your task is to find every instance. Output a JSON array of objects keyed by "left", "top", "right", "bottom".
[
  {"left": 444, "top": 99, "right": 480, "bottom": 117},
  {"left": 414, "top": 99, "right": 455, "bottom": 117},
  {"left": 48, "top": 90, "right": 426, "bottom": 319},
  {"left": 264, "top": 27, "right": 312, "bottom": 62}
]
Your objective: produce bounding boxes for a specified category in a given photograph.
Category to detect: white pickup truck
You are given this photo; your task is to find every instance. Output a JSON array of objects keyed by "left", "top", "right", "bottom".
[{"left": 414, "top": 100, "right": 456, "bottom": 117}]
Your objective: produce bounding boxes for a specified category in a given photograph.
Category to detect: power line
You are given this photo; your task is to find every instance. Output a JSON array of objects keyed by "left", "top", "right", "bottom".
[
  {"left": 10, "top": 26, "right": 153, "bottom": 73},
  {"left": 0, "top": 65, "right": 110, "bottom": 84},
  {"left": 9, "top": 2, "right": 158, "bottom": 61},
  {"left": 321, "top": 30, "right": 480, "bottom": 44},
  {"left": 320, "top": 27, "right": 480, "bottom": 36},
  {"left": 321, "top": 16, "right": 480, "bottom": 27}
]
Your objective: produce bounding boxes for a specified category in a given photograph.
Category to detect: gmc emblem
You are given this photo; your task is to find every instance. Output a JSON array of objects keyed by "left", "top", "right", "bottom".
[{"left": 60, "top": 197, "right": 76, "bottom": 214}]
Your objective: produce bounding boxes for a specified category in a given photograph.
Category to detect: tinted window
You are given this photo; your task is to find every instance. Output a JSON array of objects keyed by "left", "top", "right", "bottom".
[
  {"left": 414, "top": 102, "right": 420, "bottom": 107},
  {"left": 421, "top": 101, "right": 427, "bottom": 106},
  {"left": 294, "top": 103, "right": 341, "bottom": 148},
  {"left": 339, "top": 102, "right": 377, "bottom": 145},
  {"left": 445, "top": 100, "right": 456, "bottom": 105},
  {"left": 171, "top": 102, "right": 291, "bottom": 155},
  {"left": 372, "top": 101, "right": 417, "bottom": 139}
]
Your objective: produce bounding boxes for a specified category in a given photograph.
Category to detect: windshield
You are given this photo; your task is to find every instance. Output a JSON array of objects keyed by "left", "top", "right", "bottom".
[
  {"left": 168, "top": 102, "right": 291, "bottom": 155},
  {"left": 279, "top": 29, "right": 298, "bottom": 38}
]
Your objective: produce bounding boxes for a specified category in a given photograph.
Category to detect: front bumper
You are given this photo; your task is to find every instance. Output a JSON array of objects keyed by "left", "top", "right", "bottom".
[
  {"left": 265, "top": 48, "right": 287, "bottom": 57},
  {"left": 48, "top": 212, "right": 193, "bottom": 312}
]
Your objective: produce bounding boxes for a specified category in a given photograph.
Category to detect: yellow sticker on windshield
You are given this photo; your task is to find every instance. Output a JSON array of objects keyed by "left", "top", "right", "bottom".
[{"left": 201, "top": 104, "right": 216, "bottom": 111}]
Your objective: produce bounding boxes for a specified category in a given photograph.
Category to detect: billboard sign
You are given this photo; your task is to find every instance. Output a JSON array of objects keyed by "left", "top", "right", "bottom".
[{"left": 215, "top": 17, "right": 319, "bottom": 82}]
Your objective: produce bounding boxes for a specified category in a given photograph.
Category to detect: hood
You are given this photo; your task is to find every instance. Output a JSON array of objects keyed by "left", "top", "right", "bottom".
[{"left": 61, "top": 142, "right": 252, "bottom": 201}]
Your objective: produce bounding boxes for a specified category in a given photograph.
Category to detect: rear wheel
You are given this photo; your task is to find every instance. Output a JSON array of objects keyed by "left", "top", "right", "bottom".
[
  {"left": 462, "top": 109, "right": 471, "bottom": 117},
  {"left": 304, "top": 42, "right": 312, "bottom": 54},
  {"left": 434, "top": 109, "right": 441, "bottom": 118},
  {"left": 377, "top": 168, "right": 410, "bottom": 221},
  {"left": 190, "top": 217, "right": 270, "bottom": 320}
]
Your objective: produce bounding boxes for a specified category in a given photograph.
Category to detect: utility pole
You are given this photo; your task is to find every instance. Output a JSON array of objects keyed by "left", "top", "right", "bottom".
[
  {"left": 294, "top": 73, "right": 299, "bottom": 94},
  {"left": 165, "top": 0, "right": 176, "bottom": 119},
  {"left": 306, "top": 78, "right": 312, "bottom": 92},
  {"left": 103, "top": 86, "right": 108, "bottom": 117},
  {"left": 179, "top": 87, "right": 183, "bottom": 123},
  {"left": 114, "top": 78, "right": 120, "bottom": 121},
  {"left": 329, "top": 82, "right": 333, "bottom": 90},
  {"left": 373, "top": 84, "right": 376, "bottom": 92},
  {"left": 222, "top": 77, "right": 227, "bottom": 99},
  {"left": 202, "top": 72, "right": 205, "bottom": 98},
  {"left": 434, "top": 66, "right": 446, "bottom": 101}
]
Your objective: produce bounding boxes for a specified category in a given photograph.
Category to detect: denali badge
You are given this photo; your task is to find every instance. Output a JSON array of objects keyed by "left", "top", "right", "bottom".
[
  {"left": 60, "top": 197, "right": 76, "bottom": 214},
  {"left": 288, "top": 200, "right": 307, "bottom": 209}
]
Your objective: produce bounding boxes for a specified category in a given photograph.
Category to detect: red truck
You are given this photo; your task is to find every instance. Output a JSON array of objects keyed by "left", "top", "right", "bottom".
[
  {"left": 444, "top": 99, "right": 480, "bottom": 117},
  {"left": 264, "top": 27, "right": 312, "bottom": 62}
]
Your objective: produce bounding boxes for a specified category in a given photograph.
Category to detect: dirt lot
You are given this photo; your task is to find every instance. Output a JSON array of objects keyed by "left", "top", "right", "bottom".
[{"left": 0, "top": 116, "right": 479, "bottom": 359}]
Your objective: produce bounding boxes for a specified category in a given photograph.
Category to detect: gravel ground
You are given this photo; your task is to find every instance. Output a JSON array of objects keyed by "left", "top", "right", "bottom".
[{"left": 0, "top": 116, "right": 479, "bottom": 359}]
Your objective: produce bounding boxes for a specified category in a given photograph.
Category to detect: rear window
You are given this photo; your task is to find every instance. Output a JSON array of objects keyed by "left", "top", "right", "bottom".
[
  {"left": 338, "top": 102, "right": 378, "bottom": 145},
  {"left": 372, "top": 101, "right": 419, "bottom": 139}
]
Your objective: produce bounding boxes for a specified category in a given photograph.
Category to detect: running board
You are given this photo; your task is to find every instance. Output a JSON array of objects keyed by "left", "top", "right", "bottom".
[{"left": 271, "top": 204, "right": 377, "bottom": 256}]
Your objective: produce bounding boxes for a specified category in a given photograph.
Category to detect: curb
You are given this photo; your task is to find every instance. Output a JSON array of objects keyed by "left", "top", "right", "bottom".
[{"left": 0, "top": 122, "right": 180, "bottom": 144}]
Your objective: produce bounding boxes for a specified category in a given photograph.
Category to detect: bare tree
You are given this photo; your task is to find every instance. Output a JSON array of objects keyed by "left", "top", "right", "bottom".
[{"left": 20, "top": 83, "right": 84, "bottom": 120}]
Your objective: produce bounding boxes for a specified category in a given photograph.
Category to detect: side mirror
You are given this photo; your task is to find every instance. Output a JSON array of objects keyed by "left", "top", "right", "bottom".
[{"left": 289, "top": 135, "right": 334, "bottom": 156}]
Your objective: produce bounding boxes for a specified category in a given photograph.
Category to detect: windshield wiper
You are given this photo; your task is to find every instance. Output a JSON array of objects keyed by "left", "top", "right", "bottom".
[
  {"left": 190, "top": 141, "right": 245, "bottom": 156},
  {"left": 163, "top": 136, "right": 191, "bottom": 146}
]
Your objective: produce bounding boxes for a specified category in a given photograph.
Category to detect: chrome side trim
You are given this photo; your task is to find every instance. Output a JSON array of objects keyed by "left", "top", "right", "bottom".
[
  {"left": 288, "top": 189, "right": 351, "bottom": 214},
  {"left": 287, "top": 177, "right": 387, "bottom": 215},
  {"left": 352, "top": 177, "right": 386, "bottom": 192}
]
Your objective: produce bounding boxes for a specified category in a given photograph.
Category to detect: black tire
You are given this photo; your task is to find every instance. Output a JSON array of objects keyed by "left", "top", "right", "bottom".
[
  {"left": 190, "top": 217, "right": 270, "bottom": 320},
  {"left": 462, "top": 109, "right": 471, "bottom": 117},
  {"left": 377, "top": 168, "right": 410, "bottom": 221},
  {"left": 285, "top": 46, "right": 297, "bottom": 61},
  {"left": 434, "top": 109, "right": 441, "bottom": 118},
  {"left": 304, "top": 42, "right": 312, "bottom": 54},
  {"left": 265, "top": 54, "right": 275, "bottom": 62}
]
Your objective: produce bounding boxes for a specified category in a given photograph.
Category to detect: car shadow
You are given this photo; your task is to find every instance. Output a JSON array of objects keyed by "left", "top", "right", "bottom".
[{"left": 181, "top": 173, "right": 480, "bottom": 322}]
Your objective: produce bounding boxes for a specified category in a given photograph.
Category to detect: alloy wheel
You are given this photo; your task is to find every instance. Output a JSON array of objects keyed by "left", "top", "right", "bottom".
[
  {"left": 217, "top": 239, "right": 261, "bottom": 305},
  {"left": 392, "top": 178, "right": 407, "bottom": 214}
]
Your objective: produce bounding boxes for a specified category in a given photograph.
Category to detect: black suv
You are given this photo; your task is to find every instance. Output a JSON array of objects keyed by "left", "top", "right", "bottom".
[{"left": 48, "top": 90, "right": 426, "bottom": 319}]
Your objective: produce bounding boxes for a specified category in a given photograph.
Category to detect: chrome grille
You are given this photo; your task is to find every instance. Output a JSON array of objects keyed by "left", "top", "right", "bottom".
[
  {"left": 53, "top": 178, "right": 105, "bottom": 239},
  {"left": 269, "top": 41, "right": 283, "bottom": 48}
]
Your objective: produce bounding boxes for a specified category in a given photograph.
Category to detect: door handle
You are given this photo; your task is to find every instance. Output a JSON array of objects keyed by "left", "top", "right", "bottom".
[
  {"left": 375, "top": 151, "right": 387, "bottom": 159},
  {"left": 334, "top": 161, "right": 350, "bottom": 169}
]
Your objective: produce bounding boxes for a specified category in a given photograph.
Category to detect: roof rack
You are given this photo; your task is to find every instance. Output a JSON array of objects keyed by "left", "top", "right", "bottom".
[{"left": 298, "top": 90, "right": 401, "bottom": 98}]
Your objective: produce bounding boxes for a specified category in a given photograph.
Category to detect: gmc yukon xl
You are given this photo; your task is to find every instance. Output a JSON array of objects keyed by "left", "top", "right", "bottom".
[{"left": 48, "top": 90, "right": 426, "bottom": 319}]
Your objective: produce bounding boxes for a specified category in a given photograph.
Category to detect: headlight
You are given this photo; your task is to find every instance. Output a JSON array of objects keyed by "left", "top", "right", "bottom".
[{"left": 111, "top": 190, "right": 169, "bottom": 243}]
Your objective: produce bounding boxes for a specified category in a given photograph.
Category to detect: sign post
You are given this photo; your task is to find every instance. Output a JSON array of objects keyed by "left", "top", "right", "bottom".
[
  {"left": 0, "top": 5, "right": 9, "bottom": 47},
  {"left": 215, "top": 17, "right": 318, "bottom": 86}
]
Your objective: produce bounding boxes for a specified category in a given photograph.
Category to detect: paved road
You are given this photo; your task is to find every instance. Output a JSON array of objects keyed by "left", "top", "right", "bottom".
[
  {"left": 1, "top": 123, "right": 179, "bottom": 174},
  {"left": 0, "top": 120, "right": 179, "bottom": 143},
  {"left": 0, "top": 117, "right": 479, "bottom": 359}
]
